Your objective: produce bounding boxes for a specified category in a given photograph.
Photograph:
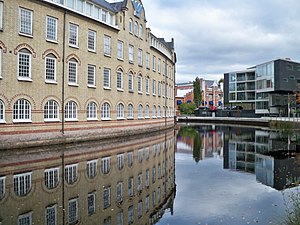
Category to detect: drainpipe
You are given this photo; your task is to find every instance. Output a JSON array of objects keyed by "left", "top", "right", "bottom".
[{"left": 61, "top": 10, "right": 66, "bottom": 134}]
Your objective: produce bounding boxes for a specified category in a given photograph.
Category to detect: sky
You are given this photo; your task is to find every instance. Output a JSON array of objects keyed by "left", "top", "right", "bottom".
[{"left": 141, "top": 0, "right": 300, "bottom": 83}]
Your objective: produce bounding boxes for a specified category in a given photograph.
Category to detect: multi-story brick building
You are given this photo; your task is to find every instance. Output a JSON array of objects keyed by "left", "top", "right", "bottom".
[{"left": 0, "top": 0, "right": 176, "bottom": 136}]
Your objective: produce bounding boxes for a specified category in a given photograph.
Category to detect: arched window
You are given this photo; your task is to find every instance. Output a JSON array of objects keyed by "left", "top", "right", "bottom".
[
  {"left": 117, "top": 103, "right": 125, "bottom": 119},
  {"left": 145, "top": 76, "right": 150, "bottom": 94},
  {"left": 87, "top": 101, "right": 97, "bottom": 120},
  {"left": 127, "top": 103, "right": 134, "bottom": 119},
  {"left": 68, "top": 58, "right": 78, "bottom": 85},
  {"left": 101, "top": 102, "right": 110, "bottom": 119},
  {"left": 162, "top": 106, "right": 166, "bottom": 117},
  {"left": 139, "top": 24, "right": 143, "bottom": 38},
  {"left": 13, "top": 172, "right": 32, "bottom": 196},
  {"left": 45, "top": 53, "right": 57, "bottom": 83},
  {"left": 157, "top": 105, "right": 161, "bottom": 118},
  {"left": 0, "top": 100, "right": 5, "bottom": 122},
  {"left": 138, "top": 74, "right": 142, "bottom": 93},
  {"left": 65, "top": 101, "right": 77, "bottom": 121},
  {"left": 129, "top": 18, "right": 133, "bottom": 33},
  {"left": 44, "top": 100, "right": 59, "bottom": 121},
  {"left": 18, "top": 49, "right": 32, "bottom": 80},
  {"left": 117, "top": 69, "right": 123, "bottom": 90},
  {"left": 138, "top": 104, "right": 143, "bottom": 118},
  {"left": 44, "top": 167, "right": 59, "bottom": 190},
  {"left": 145, "top": 105, "right": 150, "bottom": 118},
  {"left": 134, "top": 21, "right": 138, "bottom": 36},
  {"left": 13, "top": 99, "right": 31, "bottom": 122},
  {"left": 152, "top": 105, "right": 156, "bottom": 118}
]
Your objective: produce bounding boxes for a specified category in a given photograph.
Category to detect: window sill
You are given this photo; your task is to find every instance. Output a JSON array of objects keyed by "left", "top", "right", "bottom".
[
  {"left": 129, "top": 90, "right": 134, "bottom": 93},
  {"left": 88, "top": 85, "right": 96, "bottom": 89},
  {"left": 68, "top": 83, "right": 79, "bottom": 87},
  {"left": 138, "top": 64, "right": 143, "bottom": 67},
  {"left": 45, "top": 80, "right": 58, "bottom": 85},
  {"left": 117, "top": 58, "right": 124, "bottom": 61},
  {"left": 103, "top": 87, "right": 111, "bottom": 90},
  {"left": 65, "top": 118, "right": 78, "bottom": 122},
  {"left": 69, "top": 44, "right": 79, "bottom": 49},
  {"left": 87, "top": 118, "right": 98, "bottom": 121},
  {"left": 138, "top": 117, "right": 144, "bottom": 120},
  {"left": 19, "top": 32, "right": 33, "bottom": 38},
  {"left": 153, "top": 94, "right": 156, "bottom": 96},
  {"left": 138, "top": 91, "right": 143, "bottom": 95},
  {"left": 117, "top": 117, "right": 125, "bottom": 120},
  {"left": 146, "top": 93, "right": 150, "bottom": 96},
  {"left": 127, "top": 117, "right": 134, "bottom": 120},
  {"left": 46, "top": 39, "right": 58, "bottom": 44},
  {"left": 101, "top": 118, "right": 111, "bottom": 121},
  {"left": 145, "top": 116, "right": 150, "bottom": 119},
  {"left": 0, "top": 120, "right": 6, "bottom": 124},
  {"left": 152, "top": 116, "right": 157, "bottom": 119},
  {"left": 117, "top": 88, "right": 124, "bottom": 92},
  {"left": 88, "top": 49, "right": 96, "bottom": 53},
  {"left": 104, "top": 53, "right": 111, "bottom": 57},
  {"left": 13, "top": 119, "right": 32, "bottom": 123},
  {"left": 129, "top": 61, "right": 134, "bottom": 65},
  {"left": 18, "top": 77, "right": 32, "bottom": 82}
]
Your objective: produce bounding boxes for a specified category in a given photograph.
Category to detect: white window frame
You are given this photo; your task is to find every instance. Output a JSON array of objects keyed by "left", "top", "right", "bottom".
[
  {"left": 13, "top": 172, "right": 32, "bottom": 196},
  {"left": 128, "top": 72, "right": 133, "bottom": 92},
  {"left": 145, "top": 77, "right": 150, "bottom": 94},
  {"left": 13, "top": 99, "right": 31, "bottom": 123},
  {"left": 117, "top": 211, "right": 123, "bottom": 225},
  {"left": 145, "top": 105, "right": 150, "bottom": 118},
  {"left": 128, "top": 45, "right": 134, "bottom": 64},
  {"left": 45, "top": 56, "right": 57, "bottom": 83},
  {"left": 152, "top": 105, "right": 156, "bottom": 118},
  {"left": 116, "top": 182, "right": 123, "bottom": 203},
  {"left": 101, "top": 102, "right": 111, "bottom": 120},
  {"left": 139, "top": 24, "right": 143, "bottom": 38},
  {"left": 45, "top": 204, "right": 57, "bottom": 225},
  {"left": 128, "top": 205, "right": 134, "bottom": 224},
  {"left": 152, "top": 79, "right": 156, "bottom": 96},
  {"left": 68, "top": 60, "right": 78, "bottom": 85},
  {"left": 68, "top": 198, "right": 78, "bottom": 224},
  {"left": 128, "top": 177, "right": 133, "bottom": 197},
  {"left": 44, "top": 167, "right": 59, "bottom": 189},
  {"left": 87, "top": 159, "right": 97, "bottom": 179},
  {"left": 158, "top": 58, "right": 161, "bottom": 73},
  {"left": 117, "top": 103, "right": 125, "bottom": 120},
  {"left": 88, "top": 192, "right": 96, "bottom": 215},
  {"left": 101, "top": 157, "right": 111, "bottom": 174},
  {"left": 46, "top": 16, "right": 58, "bottom": 42},
  {"left": 0, "top": 48, "right": 2, "bottom": 79},
  {"left": 103, "top": 68, "right": 111, "bottom": 89},
  {"left": 127, "top": 104, "right": 134, "bottom": 119},
  {"left": 103, "top": 186, "right": 111, "bottom": 209},
  {"left": 19, "top": 8, "right": 33, "bottom": 36},
  {"left": 65, "top": 101, "right": 78, "bottom": 121},
  {"left": 137, "top": 75, "right": 142, "bottom": 93},
  {"left": 138, "top": 201, "right": 143, "bottom": 218},
  {"left": 0, "top": 2, "right": 3, "bottom": 30},
  {"left": 0, "top": 176, "right": 6, "bottom": 200},
  {"left": 87, "top": 29, "right": 96, "bottom": 52},
  {"left": 104, "top": 35, "right": 111, "bottom": 56},
  {"left": 138, "top": 104, "right": 143, "bottom": 119},
  {"left": 152, "top": 55, "right": 156, "bottom": 71},
  {"left": 127, "top": 151, "right": 133, "bottom": 167},
  {"left": 18, "top": 51, "right": 32, "bottom": 81},
  {"left": 134, "top": 21, "right": 138, "bottom": 36},
  {"left": 87, "top": 64, "right": 96, "bottom": 87},
  {"left": 18, "top": 211, "right": 33, "bottom": 225},
  {"left": 138, "top": 48, "right": 143, "bottom": 66},
  {"left": 146, "top": 52, "right": 150, "bottom": 69},
  {"left": 145, "top": 169, "right": 150, "bottom": 187},
  {"left": 157, "top": 106, "right": 161, "bottom": 118},
  {"left": 86, "top": 101, "right": 97, "bottom": 121},
  {"left": 65, "top": 163, "right": 78, "bottom": 184},
  {"left": 0, "top": 100, "right": 5, "bottom": 123},
  {"left": 138, "top": 173, "right": 142, "bottom": 192},
  {"left": 129, "top": 18, "right": 133, "bottom": 33},
  {"left": 117, "top": 40, "right": 124, "bottom": 60},
  {"left": 117, "top": 69, "right": 123, "bottom": 90},
  {"left": 117, "top": 153, "right": 124, "bottom": 170},
  {"left": 69, "top": 23, "right": 78, "bottom": 47}
]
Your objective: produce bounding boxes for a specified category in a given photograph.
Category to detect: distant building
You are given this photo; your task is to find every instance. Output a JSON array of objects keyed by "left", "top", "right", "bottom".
[
  {"left": 224, "top": 58, "right": 300, "bottom": 116},
  {"left": 175, "top": 78, "right": 223, "bottom": 112}
]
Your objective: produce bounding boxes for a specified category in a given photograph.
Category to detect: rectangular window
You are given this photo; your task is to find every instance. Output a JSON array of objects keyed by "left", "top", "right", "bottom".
[
  {"left": 103, "top": 68, "right": 111, "bottom": 88},
  {"left": 145, "top": 169, "right": 149, "bottom": 187},
  {"left": 138, "top": 201, "right": 143, "bottom": 218},
  {"left": 117, "top": 70, "right": 123, "bottom": 90},
  {"left": 13, "top": 172, "right": 32, "bottom": 197},
  {"left": 68, "top": 198, "right": 78, "bottom": 224},
  {"left": 146, "top": 52, "right": 150, "bottom": 69},
  {"left": 69, "top": 23, "right": 78, "bottom": 47},
  {"left": 46, "top": 16, "right": 57, "bottom": 41},
  {"left": 102, "top": 9, "right": 107, "bottom": 22},
  {"left": 0, "top": 2, "right": 3, "bottom": 30},
  {"left": 138, "top": 148, "right": 143, "bottom": 163},
  {"left": 19, "top": 8, "right": 33, "bottom": 35},
  {"left": 87, "top": 160, "right": 97, "bottom": 179},
  {"left": 45, "top": 204, "right": 57, "bottom": 225},
  {"left": 152, "top": 55, "right": 156, "bottom": 71},
  {"left": 101, "top": 157, "right": 110, "bottom": 174},
  {"left": 152, "top": 79, "right": 156, "bottom": 95},
  {"left": 117, "top": 211, "right": 123, "bottom": 225},
  {"left": 127, "top": 151, "right": 133, "bottom": 167},
  {"left": 76, "top": 0, "right": 83, "bottom": 12},
  {"left": 104, "top": 35, "right": 111, "bottom": 56},
  {"left": 103, "top": 186, "right": 111, "bottom": 209},
  {"left": 146, "top": 78, "right": 150, "bottom": 94},
  {"left": 44, "top": 167, "right": 59, "bottom": 190},
  {"left": 117, "top": 40, "right": 124, "bottom": 60},
  {"left": 116, "top": 182, "right": 123, "bottom": 203},
  {"left": 138, "top": 75, "right": 142, "bottom": 92},
  {"left": 128, "top": 73, "right": 133, "bottom": 92},
  {"left": 0, "top": 48, "right": 2, "bottom": 78},
  {"left": 88, "top": 30, "right": 96, "bottom": 52},
  {"left": 138, "top": 49, "right": 143, "bottom": 66},
  {"left": 85, "top": 2, "right": 92, "bottom": 16},
  {"left": 117, "top": 153, "right": 124, "bottom": 170},
  {"left": 68, "top": 61, "right": 77, "bottom": 84},
  {"left": 65, "top": 164, "right": 78, "bottom": 184},
  {"left": 158, "top": 81, "right": 161, "bottom": 96},
  {"left": 145, "top": 195, "right": 149, "bottom": 212},
  {"left": 129, "top": 45, "right": 134, "bottom": 63},
  {"left": 158, "top": 58, "right": 161, "bottom": 73},
  {"left": 87, "top": 64, "right": 96, "bottom": 87},
  {"left": 138, "top": 173, "right": 142, "bottom": 192},
  {"left": 0, "top": 176, "right": 6, "bottom": 200},
  {"left": 45, "top": 57, "right": 56, "bottom": 82},
  {"left": 128, "top": 206, "right": 134, "bottom": 224},
  {"left": 18, "top": 211, "right": 32, "bottom": 225},
  {"left": 18, "top": 52, "right": 31, "bottom": 80},
  {"left": 88, "top": 192, "right": 96, "bottom": 215},
  {"left": 128, "top": 177, "right": 133, "bottom": 197}
]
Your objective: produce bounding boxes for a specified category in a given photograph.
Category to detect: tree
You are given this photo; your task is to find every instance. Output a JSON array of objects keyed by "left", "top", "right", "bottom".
[
  {"left": 179, "top": 102, "right": 196, "bottom": 115},
  {"left": 193, "top": 77, "right": 202, "bottom": 108}
]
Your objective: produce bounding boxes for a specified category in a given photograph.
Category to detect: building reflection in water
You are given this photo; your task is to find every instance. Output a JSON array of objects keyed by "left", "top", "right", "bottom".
[
  {"left": 0, "top": 130, "right": 176, "bottom": 225},
  {"left": 177, "top": 124, "right": 300, "bottom": 191}
]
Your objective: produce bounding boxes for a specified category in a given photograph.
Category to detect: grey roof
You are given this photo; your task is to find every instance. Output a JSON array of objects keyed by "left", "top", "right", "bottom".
[
  {"left": 91, "top": 0, "right": 126, "bottom": 12},
  {"left": 111, "top": 0, "right": 128, "bottom": 11}
]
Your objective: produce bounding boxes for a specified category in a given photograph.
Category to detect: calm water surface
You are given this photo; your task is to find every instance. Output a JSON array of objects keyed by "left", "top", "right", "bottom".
[{"left": 0, "top": 124, "right": 299, "bottom": 225}]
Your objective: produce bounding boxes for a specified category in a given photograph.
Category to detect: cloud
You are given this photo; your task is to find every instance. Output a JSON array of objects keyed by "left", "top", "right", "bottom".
[{"left": 142, "top": 0, "right": 300, "bottom": 83}]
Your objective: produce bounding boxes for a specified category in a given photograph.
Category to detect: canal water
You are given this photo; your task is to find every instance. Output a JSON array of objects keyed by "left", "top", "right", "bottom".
[{"left": 0, "top": 124, "right": 299, "bottom": 225}]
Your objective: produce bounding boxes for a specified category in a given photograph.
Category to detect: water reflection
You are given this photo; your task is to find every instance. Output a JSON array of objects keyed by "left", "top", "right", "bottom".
[
  {"left": 177, "top": 124, "right": 300, "bottom": 190},
  {"left": 0, "top": 130, "right": 176, "bottom": 225}
]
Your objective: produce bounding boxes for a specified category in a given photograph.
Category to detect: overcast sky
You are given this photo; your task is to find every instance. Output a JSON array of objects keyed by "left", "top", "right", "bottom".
[{"left": 142, "top": 0, "right": 300, "bottom": 83}]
